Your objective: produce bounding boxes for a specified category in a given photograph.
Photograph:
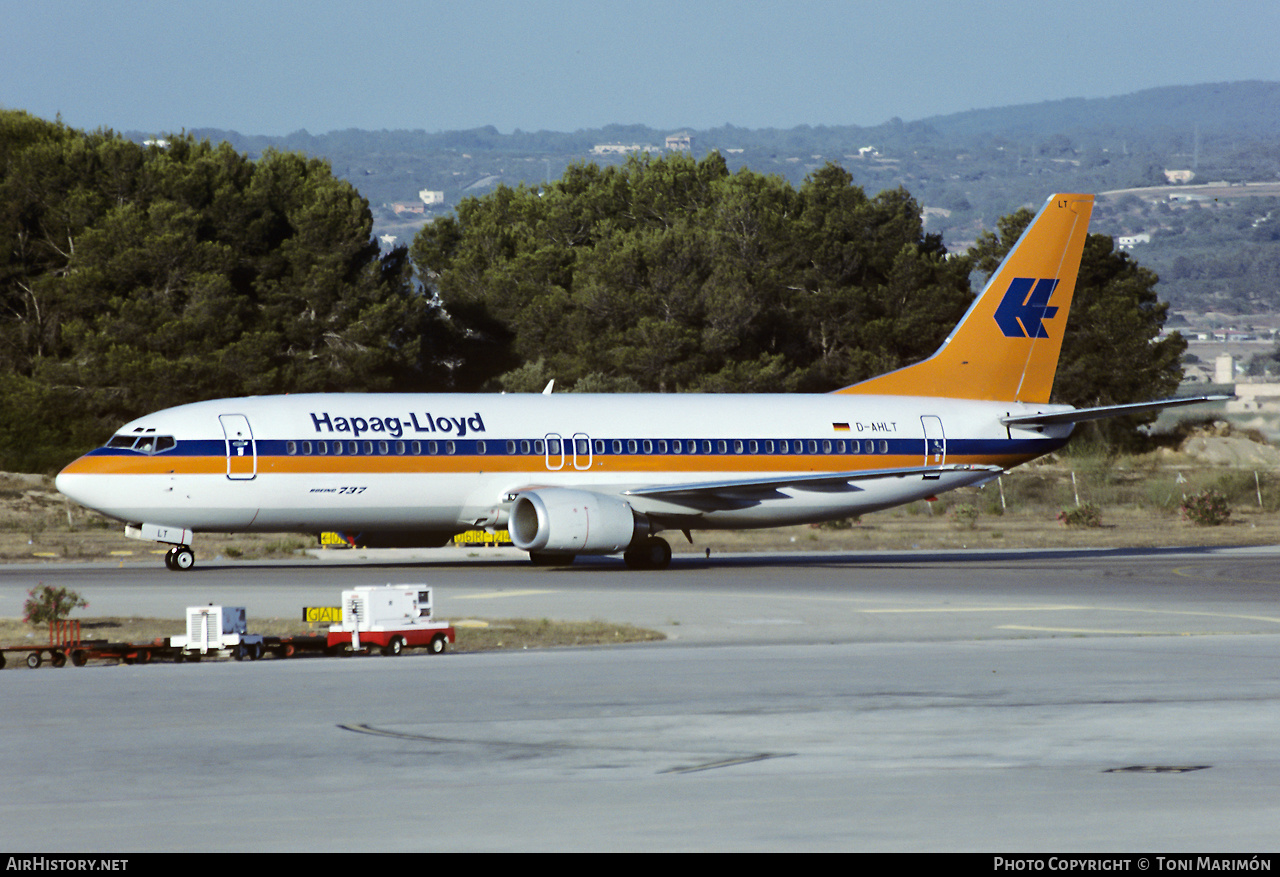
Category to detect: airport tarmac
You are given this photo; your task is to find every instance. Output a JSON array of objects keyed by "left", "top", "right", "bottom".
[{"left": 2, "top": 546, "right": 1280, "bottom": 851}]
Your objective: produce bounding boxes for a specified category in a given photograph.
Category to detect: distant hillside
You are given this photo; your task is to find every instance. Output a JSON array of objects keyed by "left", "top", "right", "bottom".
[
  {"left": 173, "top": 80, "right": 1280, "bottom": 163},
  {"left": 127, "top": 81, "right": 1280, "bottom": 314},
  {"left": 920, "top": 81, "right": 1280, "bottom": 142}
]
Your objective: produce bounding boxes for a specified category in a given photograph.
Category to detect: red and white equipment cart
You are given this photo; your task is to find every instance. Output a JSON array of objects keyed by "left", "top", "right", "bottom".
[{"left": 326, "top": 585, "right": 455, "bottom": 656}]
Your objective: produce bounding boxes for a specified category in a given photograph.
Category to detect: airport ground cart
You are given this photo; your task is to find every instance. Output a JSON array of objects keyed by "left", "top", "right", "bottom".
[
  {"left": 168, "top": 605, "right": 267, "bottom": 661},
  {"left": 325, "top": 584, "right": 455, "bottom": 656}
]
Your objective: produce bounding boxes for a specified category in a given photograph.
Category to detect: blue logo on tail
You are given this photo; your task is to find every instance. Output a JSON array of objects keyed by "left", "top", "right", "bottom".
[{"left": 994, "top": 278, "right": 1060, "bottom": 338}]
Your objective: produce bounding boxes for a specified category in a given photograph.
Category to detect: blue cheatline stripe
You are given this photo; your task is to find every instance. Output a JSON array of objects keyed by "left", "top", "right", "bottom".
[{"left": 86, "top": 434, "right": 1066, "bottom": 461}]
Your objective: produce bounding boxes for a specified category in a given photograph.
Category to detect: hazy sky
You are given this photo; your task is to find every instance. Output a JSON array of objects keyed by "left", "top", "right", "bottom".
[{"left": 4, "top": 0, "right": 1278, "bottom": 136}]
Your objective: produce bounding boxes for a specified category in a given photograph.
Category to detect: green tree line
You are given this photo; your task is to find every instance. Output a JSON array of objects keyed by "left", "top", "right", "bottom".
[
  {"left": 0, "top": 110, "right": 505, "bottom": 470},
  {"left": 1, "top": 111, "right": 1182, "bottom": 471},
  {"left": 418, "top": 152, "right": 1184, "bottom": 442},
  {"left": 413, "top": 154, "right": 975, "bottom": 393}
]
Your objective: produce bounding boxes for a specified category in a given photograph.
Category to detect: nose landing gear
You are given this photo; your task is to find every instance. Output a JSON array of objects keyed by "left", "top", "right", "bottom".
[
  {"left": 125, "top": 525, "right": 197, "bottom": 572},
  {"left": 164, "top": 546, "right": 196, "bottom": 571}
]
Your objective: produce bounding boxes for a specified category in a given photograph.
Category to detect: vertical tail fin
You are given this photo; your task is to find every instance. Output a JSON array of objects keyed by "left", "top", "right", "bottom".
[{"left": 837, "top": 193, "right": 1094, "bottom": 402}]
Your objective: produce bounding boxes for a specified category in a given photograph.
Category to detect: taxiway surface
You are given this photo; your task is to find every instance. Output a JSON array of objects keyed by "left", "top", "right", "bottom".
[{"left": 2, "top": 547, "right": 1279, "bottom": 851}]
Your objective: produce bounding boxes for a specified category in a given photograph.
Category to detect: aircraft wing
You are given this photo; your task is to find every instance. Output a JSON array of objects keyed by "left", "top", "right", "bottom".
[
  {"left": 621, "top": 464, "right": 1004, "bottom": 511},
  {"left": 1000, "top": 395, "right": 1231, "bottom": 428}
]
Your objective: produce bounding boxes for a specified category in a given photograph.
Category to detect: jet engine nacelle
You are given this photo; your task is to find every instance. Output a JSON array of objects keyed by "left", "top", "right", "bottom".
[{"left": 508, "top": 488, "right": 645, "bottom": 555}]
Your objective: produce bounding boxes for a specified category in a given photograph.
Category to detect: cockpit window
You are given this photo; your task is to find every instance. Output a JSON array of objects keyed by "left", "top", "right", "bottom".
[{"left": 106, "top": 434, "right": 176, "bottom": 454}]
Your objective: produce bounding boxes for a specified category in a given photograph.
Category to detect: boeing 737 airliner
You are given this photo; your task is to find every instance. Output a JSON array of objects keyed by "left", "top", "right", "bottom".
[{"left": 56, "top": 193, "right": 1221, "bottom": 570}]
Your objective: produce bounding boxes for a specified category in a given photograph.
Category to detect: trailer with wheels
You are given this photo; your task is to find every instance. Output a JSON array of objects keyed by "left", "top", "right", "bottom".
[
  {"left": 0, "top": 620, "right": 107, "bottom": 669},
  {"left": 0, "top": 645, "right": 73, "bottom": 669},
  {"left": 0, "top": 619, "right": 173, "bottom": 668},
  {"left": 326, "top": 585, "right": 455, "bottom": 656}
]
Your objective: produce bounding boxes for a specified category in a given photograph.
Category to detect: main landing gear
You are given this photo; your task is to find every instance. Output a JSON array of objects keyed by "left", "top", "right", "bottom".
[
  {"left": 623, "top": 536, "right": 672, "bottom": 571},
  {"left": 164, "top": 545, "right": 196, "bottom": 571},
  {"left": 525, "top": 535, "right": 673, "bottom": 571}
]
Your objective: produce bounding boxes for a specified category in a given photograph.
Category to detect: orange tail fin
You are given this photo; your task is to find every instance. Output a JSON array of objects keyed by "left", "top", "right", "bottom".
[{"left": 837, "top": 193, "right": 1094, "bottom": 402}]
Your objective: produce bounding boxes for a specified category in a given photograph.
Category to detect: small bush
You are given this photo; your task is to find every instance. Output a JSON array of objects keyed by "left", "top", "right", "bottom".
[
  {"left": 23, "top": 584, "right": 88, "bottom": 625},
  {"left": 950, "top": 504, "right": 980, "bottom": 529},
  {"left": 1181, "top": 489, "right": 1231, "bottom": 526},
  {"left": 1057, "top": 503, "right": 1103, "bottom": 528}
]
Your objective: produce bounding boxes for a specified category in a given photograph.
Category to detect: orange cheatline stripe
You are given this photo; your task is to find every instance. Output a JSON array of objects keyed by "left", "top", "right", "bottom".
[{"left": 62, "top": 453, "right": 1030, "bottom": 478}]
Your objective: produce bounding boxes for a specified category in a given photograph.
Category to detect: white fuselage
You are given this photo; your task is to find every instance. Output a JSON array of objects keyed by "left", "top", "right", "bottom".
[{"left": 56, "top": 392, "right": 1073, "bottom": 541}]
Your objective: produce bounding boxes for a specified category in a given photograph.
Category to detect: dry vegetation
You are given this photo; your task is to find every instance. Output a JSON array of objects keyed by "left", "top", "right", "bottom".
[{"left": 690, "top": 460, "right": 1280, "bottom": 554}]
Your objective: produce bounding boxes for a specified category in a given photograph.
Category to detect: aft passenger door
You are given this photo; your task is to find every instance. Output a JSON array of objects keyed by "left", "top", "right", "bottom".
[
  {"left": 219, "top": 414, "right": 257, "bottom": 480},
  {"left": 921, "top": 415, "right": 945, "bottom": 479}
]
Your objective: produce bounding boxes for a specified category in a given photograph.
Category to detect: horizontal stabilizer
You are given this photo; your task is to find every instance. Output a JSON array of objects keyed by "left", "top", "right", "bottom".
[{"left": 1001, "top": 395, "right": 1232, "bottom": 427}]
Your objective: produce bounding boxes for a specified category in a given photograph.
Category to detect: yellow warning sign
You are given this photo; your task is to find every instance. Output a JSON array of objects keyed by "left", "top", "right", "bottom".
[{"left": 452, "top": 529, "right": 512, "bottom": 545}]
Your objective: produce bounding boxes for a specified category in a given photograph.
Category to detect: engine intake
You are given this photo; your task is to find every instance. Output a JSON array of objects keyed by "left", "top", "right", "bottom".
[{"left": 509, "top": 489, "right": 645, "bottom": 555}]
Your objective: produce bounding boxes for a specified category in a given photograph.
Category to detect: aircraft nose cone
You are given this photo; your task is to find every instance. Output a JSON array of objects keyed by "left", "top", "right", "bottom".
[
  {"left": 55, "top": 468, "right": 82, "bottom": 503},
  {"left": 55, "top": 459, "right": 98, "bottom": 510}
]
